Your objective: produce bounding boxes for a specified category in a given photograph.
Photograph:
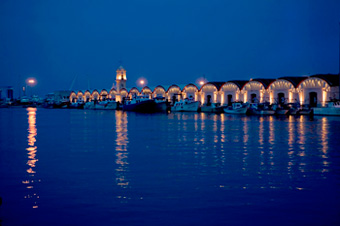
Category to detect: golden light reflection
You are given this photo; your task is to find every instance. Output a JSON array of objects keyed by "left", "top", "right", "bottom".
[
  {"left": 24, "top": 107, "right": 39, "bottom": 208},
  {"left": 115, "top": 111, "right": 129, "bottom": 190},
  {"left": 320, "top": 117, "right": 329, "bottom": 173},
  {"left": 242, "top": 117, "right": 249, "bottom": 174}
]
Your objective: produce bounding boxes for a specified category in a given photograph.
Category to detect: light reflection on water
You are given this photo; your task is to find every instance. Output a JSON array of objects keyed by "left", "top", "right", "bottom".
[
  {"left": 1, "top": 109, "right": 339, "bottom": 225},
  {"left": 23, "top": 107, "right": 40, "bottom": 208},
  {"left": 115, "top": 111, "right": 129, "bottom": 193}
]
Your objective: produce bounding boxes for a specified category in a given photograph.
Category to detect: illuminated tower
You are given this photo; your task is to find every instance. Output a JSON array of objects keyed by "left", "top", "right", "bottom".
[{"left": 116, "top": 66, "right": 127, "bottom": 92}]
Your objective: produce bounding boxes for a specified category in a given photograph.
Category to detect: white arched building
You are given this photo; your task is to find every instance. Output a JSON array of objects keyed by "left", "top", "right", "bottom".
[
  {"left": 70, "top": 65, "right": 339, "bottom": 108},
  {"left": 242, "top": 79, "right": 275, "bottom": 103},
  {"left": 182, "top": 84, "right": 199, "bottom": 101},
  {"left": 296, "top": 75, "right": 339, "bottom": 107},
  {"left": 200, "top": 82, "right": 224, "bottom": 105},
  {"left": 220, "top": 81, "right": 247, "bottom": 105}
]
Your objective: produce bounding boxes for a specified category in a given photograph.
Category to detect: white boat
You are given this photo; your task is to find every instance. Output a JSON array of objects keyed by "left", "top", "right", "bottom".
[
  {"left": 171, "top": 98, "right": 200, "bottom": 112},
  {"left": 313, "top": 101, "right": 340, "bottom": 116},
  {"left": 20, "top": 96, "right": 30, "bottom": 105},
  {"left": 84, "top": 100, "right": 118, "bottom": 110},
  {"left": 224, "top": 102, "right": 248, "bottom": 114},
  {"left": 200, "top": 103, "right": 226, "bottom": 113},
  {"left": 248, "top": 103, "right": 275, "bottom": 115}
]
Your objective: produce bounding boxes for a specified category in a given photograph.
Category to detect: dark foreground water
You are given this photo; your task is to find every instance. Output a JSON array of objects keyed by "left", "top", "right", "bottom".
[{"left": 0, "top": 108, "right": 340, "bottom": 226}]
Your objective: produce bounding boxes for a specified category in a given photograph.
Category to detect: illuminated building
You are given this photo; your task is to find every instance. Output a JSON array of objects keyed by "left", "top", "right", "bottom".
[{"left": 70, "top": 66, "right": 339, "bottom": 107}]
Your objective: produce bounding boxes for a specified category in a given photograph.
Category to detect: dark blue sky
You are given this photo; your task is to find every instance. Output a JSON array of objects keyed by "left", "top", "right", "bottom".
[{"left": 1, "top": 0, "right": 340, "bottom": 97}]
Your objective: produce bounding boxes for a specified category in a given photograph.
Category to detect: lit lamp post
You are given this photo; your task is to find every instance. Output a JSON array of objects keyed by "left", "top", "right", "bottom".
[
  {"left": 26, "top": 78, "right": 37, "bottom": 97},
  {"left": 137, "top": 78, "right": 147, "bottom": 87}
]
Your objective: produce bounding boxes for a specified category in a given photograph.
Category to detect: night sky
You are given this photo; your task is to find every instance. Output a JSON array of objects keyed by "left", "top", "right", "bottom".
[{"left": 1, "top": 0, "right": 340, "bottom": 97}]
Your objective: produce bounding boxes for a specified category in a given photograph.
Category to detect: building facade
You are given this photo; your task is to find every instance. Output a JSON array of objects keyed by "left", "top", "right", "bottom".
[{"left": 70, "top": 67, "right": 339, "bottom": 106}]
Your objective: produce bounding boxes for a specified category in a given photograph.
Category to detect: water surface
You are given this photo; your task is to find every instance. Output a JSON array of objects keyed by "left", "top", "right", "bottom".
[{"left": 0, "top": 108, "right": 340, "bottom": 225}]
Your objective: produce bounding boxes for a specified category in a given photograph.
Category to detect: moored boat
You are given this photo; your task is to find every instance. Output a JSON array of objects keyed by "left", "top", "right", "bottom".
[
  {"left": 153, "top": 96, "right": 168, "bottom": 112},
  {"left": 223, "top": 102, "right": 248, "bottom": 114},
  {"left": 313, "top": 100, "right": 340, "bottom": 116},
  {"left": 123, "top": 95, "right": 157, "bottom": 112},
  {"left": 298, "top": 105, "right": 313, "bottom": 115},
  {"left": 171, "top": 97, "right": 200, "bottom": 112},
  {"left": 248, "top": 103, "right": 275, "bottom": 115},
  {"left": 200, "top": 103, "right": 226, "bottom": 113},
  {"left": 84, "top": 100, "right": 119, "bottom": 110}
]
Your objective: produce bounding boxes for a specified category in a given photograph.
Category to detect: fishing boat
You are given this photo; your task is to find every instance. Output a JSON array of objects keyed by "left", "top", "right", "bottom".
[
  {"left": 273, "top": 104, "right": 289, "bottom": 115},
  {"left": 286, "top": 103, "right": 300, "bottom": 115},
  {"left": 84, "top": 100, "right": 118, "bottom": 110},
  {"left": 313, "top": 100, "right": 340, "bottom": 115},
  {"left": 69, "top": 100, "right": 85, "bottom": 109},
  {"left": 123, "top": 95, "right": 157, "bottom": 112},
  {"left": 200, "top": 103, "right": 226, "bottom": 113},
  {"left": 297, "top": 105, "right": 313, "bottom": 115},
  {"left": 171, "top": 97, "right": 200, "bottom": 112},
  {"left": 223, "top": 102, "right": 248, "bottom": 114},
  {"left": 153, "top": 97, "right": 168, "bottom": 112},
  {"left": 248, "top": 103, "right": 275, "bottom": 115}
]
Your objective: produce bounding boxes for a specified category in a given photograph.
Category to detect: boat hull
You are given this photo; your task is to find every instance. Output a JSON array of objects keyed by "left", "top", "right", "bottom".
[
  {"left": 84, "top": 101, "right": 118, "bottom": 110},
  {"left": 200, "top": 105, "right": 226, "bottom": 113},
  {"left": 171, "top": 101, "right": 200, "bottom": 112},
  {"left": 313, "top": 107, "right": 340, "bottom": 116},
  {"left": 276, "top": 109, "right": 289, "bottom": 115},
  {"left": 123, "top": 99, "right": 157, "bottom": 112},
  {"left": 248, "top": 109, "right": 275, "bottom": 115},
  {"left": 224, "top": 107, "right": 248, "bottom": 114},
  {"left": 155, "top": 102, "right": 168, "bottom": 112}
]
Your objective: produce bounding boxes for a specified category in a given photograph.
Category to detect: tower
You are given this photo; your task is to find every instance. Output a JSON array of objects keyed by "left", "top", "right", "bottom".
[{"left": 116, "top": 66, "right": 126, "bottom": 92}]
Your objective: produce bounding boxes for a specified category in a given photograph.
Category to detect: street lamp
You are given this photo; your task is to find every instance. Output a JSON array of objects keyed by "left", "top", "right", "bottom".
[
  {"left": 25, "top": 78, "right": 37, "bottom": 97},
  {"left": 137, "top": 77, "right": 147, "bottom": 87}
]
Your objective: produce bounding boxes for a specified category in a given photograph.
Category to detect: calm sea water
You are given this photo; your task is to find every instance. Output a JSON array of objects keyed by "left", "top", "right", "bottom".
[{"left": 0, "top": 108, "right": 340, "bottom": 226}]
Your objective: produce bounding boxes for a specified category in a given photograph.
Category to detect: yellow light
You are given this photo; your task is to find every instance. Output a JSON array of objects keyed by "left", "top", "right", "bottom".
[
  {"left": 28, "top": 79, "right": 35, "bottom": 84},
  {"left": 140, "top": 80, "right": 144, "bottom": 85},
  {"left": 200, "top": 81, "right": 204, "bottom": 85}
]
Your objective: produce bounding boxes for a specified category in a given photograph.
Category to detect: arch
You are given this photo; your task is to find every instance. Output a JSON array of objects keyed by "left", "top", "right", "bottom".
[
  {"left": 76, "top": 91, "right": 84, "bottom": 102},
  {"left": 119, "top": 88, "right": 128, "bottom": 97},
  {"left": 69, "top": 91, "right": 77, "bottom": 103},
  {"left": 200, "top": 83, "right": 219, "bottom": 105},
  {"left": 141, "top": 86, "right": 152, "bottom": 98},
  {"left": 166, "top": 85, "right": 182, "bottom": 103},
  {"left": 268, "top": 79, "right": 296, "bottom": 104},
  {"left": 242, "top": 81, "right": 266, "bottom": 103},
  {"left": 153, "top": 85, "right": 166, "bottom": 98},
  {"left": 182, "top": 83, "right": 199, "bottom": 101},
  {"left": 99, "top": 89, "right": 108, "bottom": 101},
  {"left": 220, "top": 82, "right": 241, "bottom": 105},
  {"left": 128, "top": 87, "right": 140, "bottom": 99},
  {"left": 84, "top": 90, "right": 91, "bottom": 102},
  {"left": 109, "top": 88, "right": 117, "bottom": 100},
  {"left": 91, "top": 90, "right": 100, "bottom": 101},
  {"left": 297, "top": 77, "right": 331, "bottom": 106}
]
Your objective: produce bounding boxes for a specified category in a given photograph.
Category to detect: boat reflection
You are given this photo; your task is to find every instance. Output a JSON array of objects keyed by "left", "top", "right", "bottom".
[{"left": 23, "top": 107, "right": 40, "bottom": 208}]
